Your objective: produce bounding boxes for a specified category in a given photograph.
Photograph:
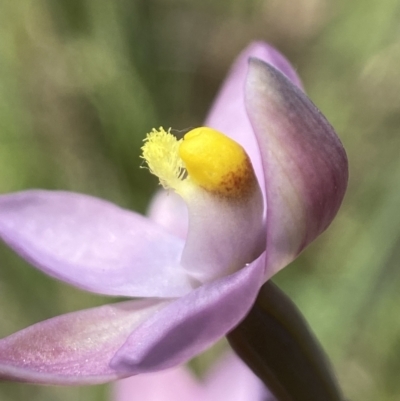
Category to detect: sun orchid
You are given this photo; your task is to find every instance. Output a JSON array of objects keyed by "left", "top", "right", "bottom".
[
  {"left": 113, "top": 353, "right": 273, "bottom": 401},
  {"left": 0, "top": 41, "right": 348, "bottom": 385}
]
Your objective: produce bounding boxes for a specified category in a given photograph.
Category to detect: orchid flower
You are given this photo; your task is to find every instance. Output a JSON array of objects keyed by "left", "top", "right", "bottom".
[
  {"left": 0, "top": 41, "right": 348, "bottom": 385},
  {"left": 113, "top": 353, "right": 273, "bottom": 401}
]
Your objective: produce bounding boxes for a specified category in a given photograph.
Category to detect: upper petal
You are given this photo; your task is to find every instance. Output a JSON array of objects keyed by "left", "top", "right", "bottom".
[
  {"left": 205, "top": 41, "right": 303, "bottom": 196},
  {"left": 110, "top": 252, "right": 266, "bottom": 374},
  {"left": 0, "top": 190, "right": 192, "bottom": 297},
  {"left": 0, "top": 299, "right": 169, "bottom": 385},
  {"left": 245, "top": 59, "right": 348, "bottom": 277}
]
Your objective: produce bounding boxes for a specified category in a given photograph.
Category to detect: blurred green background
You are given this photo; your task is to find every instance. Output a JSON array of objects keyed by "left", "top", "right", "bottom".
[{"left": 0, "top": 0, "right": 399, "bottom": 400}]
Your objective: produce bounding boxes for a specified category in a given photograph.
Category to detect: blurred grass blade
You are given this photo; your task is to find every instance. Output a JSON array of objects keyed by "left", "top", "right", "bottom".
[{"left": 227, "top": 281, "right": 344, "bottom": 401}]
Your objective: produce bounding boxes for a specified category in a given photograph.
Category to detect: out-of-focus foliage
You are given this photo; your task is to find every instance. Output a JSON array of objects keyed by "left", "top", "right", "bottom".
[{"left": 0, "top": 0, "right": 400, "bottom": 400}]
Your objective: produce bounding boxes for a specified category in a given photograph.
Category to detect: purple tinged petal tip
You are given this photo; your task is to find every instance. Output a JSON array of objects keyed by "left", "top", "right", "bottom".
[
  {"left": 245, "top": 41, "right": 303, "bottom": 89},
  {"left": 0, "top": 300, "right": 170, "bottom": 385},
  {"left": 245, "top": 59, "right": 348, "bottom": 276}
]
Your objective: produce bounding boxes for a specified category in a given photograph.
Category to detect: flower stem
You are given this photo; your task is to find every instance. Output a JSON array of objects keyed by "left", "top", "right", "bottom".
[{"left": 227, "top": 280, "right": 345, "bottom": 401}]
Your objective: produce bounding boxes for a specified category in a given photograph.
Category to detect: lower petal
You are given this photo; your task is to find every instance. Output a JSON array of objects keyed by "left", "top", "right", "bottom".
[
  {"left": 0, "top": 299, "right": 170, "bottom": 385},
  {"left": 110, "top": 252, "right": 266, "bottom": 374},
  {"left": 113, "top": 366, "right": 204, "bottom": 401},
  {"left": 204, "top": 352, "right": 269, "bottom": 401}
]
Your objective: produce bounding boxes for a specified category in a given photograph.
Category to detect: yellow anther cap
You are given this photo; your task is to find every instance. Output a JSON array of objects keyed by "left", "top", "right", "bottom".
[{"left": 179, "top": 127, "right": 256, "bottom": 197}]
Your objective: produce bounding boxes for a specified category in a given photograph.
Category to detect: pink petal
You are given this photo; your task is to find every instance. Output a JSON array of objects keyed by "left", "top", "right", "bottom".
[
  {"left": 113, "top": 366, "right": 205, "bottom": 401},
  {"left": 147, "top": 190, "right": 189, "bottom": 240},
  {"left": 205, "top": 41, "right": 303, "bottom": 198},
  {"left": 110, "top": 252, "right": 266, "bottom": 374},
  {"left": 205, "top": 353, "right": 271, "bottom": 401},
  {"left": 245, "top": 59, "right": 348, "bottom": 277},
  {"left": 0, "top": 299, "right": 170, "bottom": 385},
  {"left": 0, "top": 190, "right": 192, "bottom": 298}
]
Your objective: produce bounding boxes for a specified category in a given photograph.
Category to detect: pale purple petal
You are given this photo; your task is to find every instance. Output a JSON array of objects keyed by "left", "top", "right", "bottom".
[
  {"left": 147, "top": 190, "right": 189, "bottom": 240},
  {"left": 110, "top": 252, "right": 266, "bottom": 374},
  {"left": 205, "top": 41, "right": 303, "bottom": 198},
  {"left": 113, "top": 366, "right": 205, "bottom": 401},
  {"left": 0, "top": 299, "right": 170, "bottom": 385},
  {"left": 205, "top": 353, "right": 273, "bottom": 401},
  {"left": 180, "top": 183, "right": 264, "bottom": 283},
  {"left": 245, "top": 59, "right": 348, "bottom": 277},
  {"left": 0, "top": 190, "right": 193, "bottom": 298}
]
